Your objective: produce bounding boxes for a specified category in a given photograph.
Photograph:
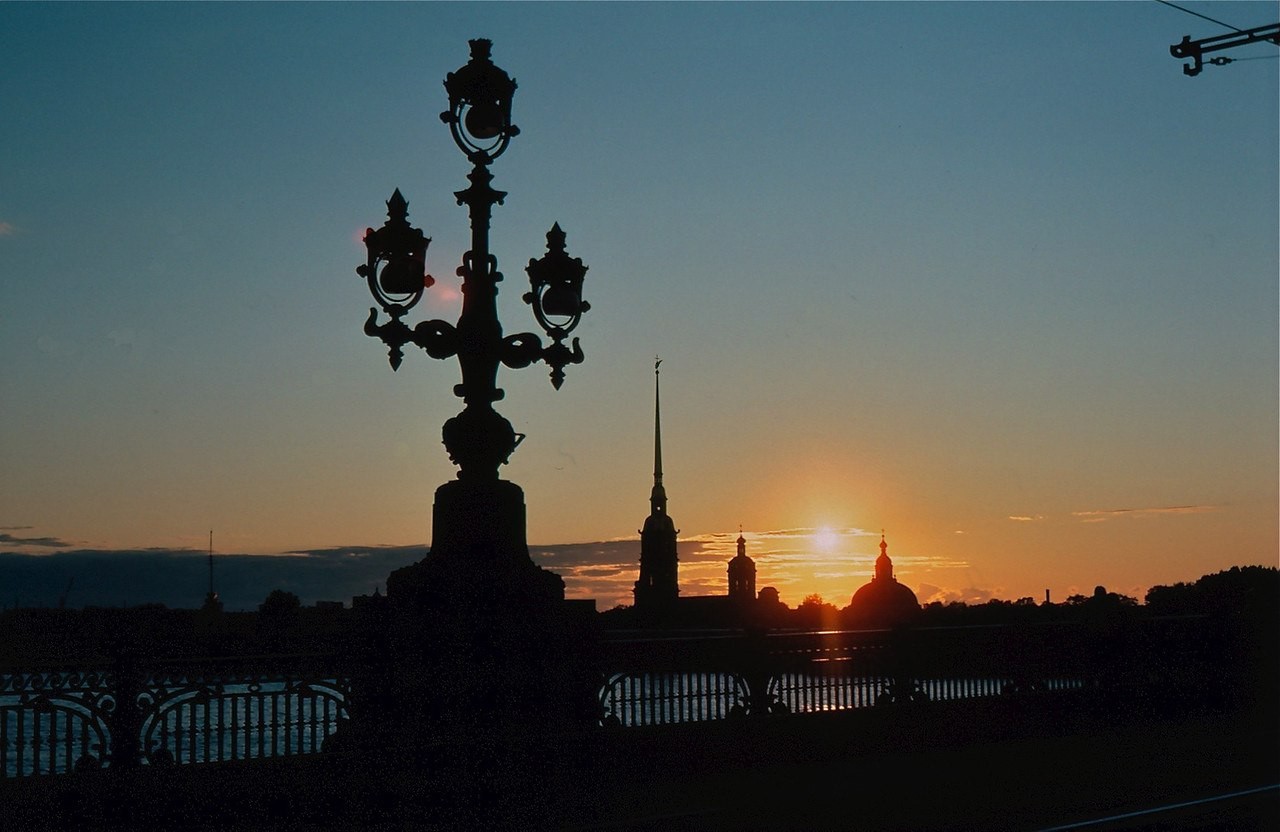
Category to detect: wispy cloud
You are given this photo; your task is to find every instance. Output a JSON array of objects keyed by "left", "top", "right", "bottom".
[
  {"left": 285, "top": 543, "right": 427, "bottom": 559},
  {"left": 917, "top": 583, "right": 1009, "bottom": 605},
  {"left": 1008, "top": 515, "right": 1044, "bottom": 522},
  {"left": 0, "top": 532, "right": 74, "bottom": 549},
  {"left": 1072, "top": 505, "right": 1220, "bottom": 522}
]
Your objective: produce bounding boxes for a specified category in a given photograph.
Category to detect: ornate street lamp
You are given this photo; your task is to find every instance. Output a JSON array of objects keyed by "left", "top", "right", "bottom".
[{"left": 356, "top": 39, "right": 589, "bottom": 576}]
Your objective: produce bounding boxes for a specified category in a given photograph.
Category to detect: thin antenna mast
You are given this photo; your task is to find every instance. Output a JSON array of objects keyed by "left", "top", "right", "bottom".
[{"left": 201, "top": 529, "right": 222, "bottom": 613}]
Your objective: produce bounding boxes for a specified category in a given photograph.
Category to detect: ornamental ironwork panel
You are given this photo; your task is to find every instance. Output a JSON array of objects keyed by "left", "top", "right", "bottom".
[
  {"left": 599, "top": 671, "right": 748, "bottom": 727},
  {"left": 1, "top": 669, "right": 115, "bottom": 776},
  {"left": 1, "top": 657, "right": 351, "bottom": 779},
  {"left": 139, "top": 675, "right": 350, "bottom": 766}
]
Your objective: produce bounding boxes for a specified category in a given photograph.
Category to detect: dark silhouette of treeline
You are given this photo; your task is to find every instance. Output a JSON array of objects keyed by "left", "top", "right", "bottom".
[
  {"left": 597, "top": 565, "right": 1277, "bottom": 632},
  {"left": 1144, "top": 564, "right": 1278, "bottom": 616},
  {"left": 2, "top": 567, "right": 1274, "bottom": 665}
]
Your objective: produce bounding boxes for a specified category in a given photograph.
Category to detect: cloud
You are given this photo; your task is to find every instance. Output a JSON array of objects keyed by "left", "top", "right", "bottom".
[
  {"left": 2, "top": 530, "right": 974, "bottom": 615},
  {"left": 0, "top": 546, "right": 424, "bottom": 611},
  {"left": 916, "top": 584, "right": 1006, "bottom": 606},
  {"left": 1007, "top": 515, "right": 1044, "bottom": 522},
  {"left": 0, "top": 532, "right": 74, "bottom": 549},
  {"left": 574, "top": 566, "right": 628, "bottom": 579},
  {"left": 530, "top": 540, "right": 641, "bottom": 610},
  {"left": 0, "top": 221, "right": 15, "bottom": 237},
  {"left": 531, "top": 529, "right": 968, "bottom": 610},
  {"left": 1071, "top": 505, "right": 1219, "bottom": 522},
  {"left": 285, "top": 543, "right": 426, "bottom": 559},
  {"left": 530, "top": 540, "right": 638, "bottom": 569}
]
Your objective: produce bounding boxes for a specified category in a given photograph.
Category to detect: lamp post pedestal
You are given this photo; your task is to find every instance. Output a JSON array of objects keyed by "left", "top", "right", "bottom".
[
  {"left": 386, "top": 478, "right": 564, "bottom": 607},
  {"left": 383, "top": 479, "right": 590, "bottom": 751},
  {"left": 431, "top": 480, "right": 536, "bottom": 574}
]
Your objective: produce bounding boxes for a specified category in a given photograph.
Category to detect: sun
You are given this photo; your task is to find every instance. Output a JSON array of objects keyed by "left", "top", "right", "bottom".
[{"left": 812, "top": 527, "right": 840, "bottom": 551}]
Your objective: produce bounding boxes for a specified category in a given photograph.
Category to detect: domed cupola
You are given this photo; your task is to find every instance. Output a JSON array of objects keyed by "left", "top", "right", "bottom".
[{"left": 848, "top": 532, "right": 920, "bottom": 627}]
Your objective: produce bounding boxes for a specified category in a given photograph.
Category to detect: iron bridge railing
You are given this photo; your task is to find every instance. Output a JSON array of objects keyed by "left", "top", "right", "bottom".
[
  {"left": 1, "top": 654, "right": 351, "bottom": 778},
  {"left": 592, "top": 620, "right": 1177, "bottom": 726},
  {"left": 2, "top": 618, "right": 1215, "bottom": 777}
]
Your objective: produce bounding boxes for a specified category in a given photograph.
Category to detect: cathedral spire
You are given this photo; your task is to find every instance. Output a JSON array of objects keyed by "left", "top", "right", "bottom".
[
  {"left": 635, "top": 357, "right": 679, "bottom": 611},
  {"left": 650, "top": 357, "right": 667, "bottom": 515}
]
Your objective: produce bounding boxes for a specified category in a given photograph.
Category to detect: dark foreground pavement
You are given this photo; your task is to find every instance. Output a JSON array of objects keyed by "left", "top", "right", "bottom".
[{"left": 4, "top": 697, "right": 1277, "bottom": 830}]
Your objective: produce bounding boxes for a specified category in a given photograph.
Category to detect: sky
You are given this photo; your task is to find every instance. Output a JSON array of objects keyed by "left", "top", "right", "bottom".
[{"left": 2, "top": 2, "right": 1276, "bottom": 612}]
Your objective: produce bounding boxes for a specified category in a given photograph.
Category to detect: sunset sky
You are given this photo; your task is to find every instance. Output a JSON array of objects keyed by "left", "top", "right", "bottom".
[{"left": 2, "top": 3, "right": 1276, "bottom": 611}]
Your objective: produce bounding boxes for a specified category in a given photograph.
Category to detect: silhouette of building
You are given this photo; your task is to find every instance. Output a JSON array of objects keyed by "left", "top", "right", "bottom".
[
  {"left": 623, "top": 364, "right": 775, "bottom": 627},
  {"left": 633, "top": 360, "right": 679, "bottom": 613},
  {"left": 727, "top": 532, "right": 757, "bottom": 606},
  {"left": 846, "top": 534, "right": 920, "bottom": 626},
  {"left": 351, "top": 585, "right": 386, "bottom": 610},
  {"left": 663, "top": 533, "right": 765, "bottom": 626}
]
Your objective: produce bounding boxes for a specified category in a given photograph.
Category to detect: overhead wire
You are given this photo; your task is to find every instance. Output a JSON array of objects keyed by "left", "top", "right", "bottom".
[{"left": 1154, "top": 0, "right": 1245, "bottom": 33}]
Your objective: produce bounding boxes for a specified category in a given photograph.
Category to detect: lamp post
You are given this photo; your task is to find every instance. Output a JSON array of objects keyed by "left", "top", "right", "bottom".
[{"left": 357, "top": 39, "right": 589, "bottom": 583}]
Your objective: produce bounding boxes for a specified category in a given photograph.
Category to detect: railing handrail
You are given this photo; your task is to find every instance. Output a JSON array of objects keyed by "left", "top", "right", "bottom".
[{"left": 0, "top": 651, "right": 348, "bottom": 676}]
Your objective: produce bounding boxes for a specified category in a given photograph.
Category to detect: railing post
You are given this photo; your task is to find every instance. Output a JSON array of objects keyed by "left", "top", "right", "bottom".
[
  {"left": 343, "top": 599, "right": 395, "bottom": 752},
  {"left": 737, "top": 630, "right": 781, "bottom": 716},
  {"left": 107, "top": 646, "right": 143, "bottom": 770}
]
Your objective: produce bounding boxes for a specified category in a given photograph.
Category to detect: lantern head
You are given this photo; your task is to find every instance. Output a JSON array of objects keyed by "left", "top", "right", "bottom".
[
  {"left": 525, "top": 223, "right": 589, "bottom": 332},
  {"left": 441, "top": 39, "right": 519, "bottom": 161},
  {"left": 357, "top": 189, "right": 433, "bottom": 317}
]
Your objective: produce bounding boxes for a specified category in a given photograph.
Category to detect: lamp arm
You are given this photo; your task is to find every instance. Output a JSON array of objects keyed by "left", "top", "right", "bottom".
[
  {"left": 412, "top": 319, "right": 460, "bottom": 360},
  {"left": 499, "top": 332, "right": 545, "bottom": 369}
]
